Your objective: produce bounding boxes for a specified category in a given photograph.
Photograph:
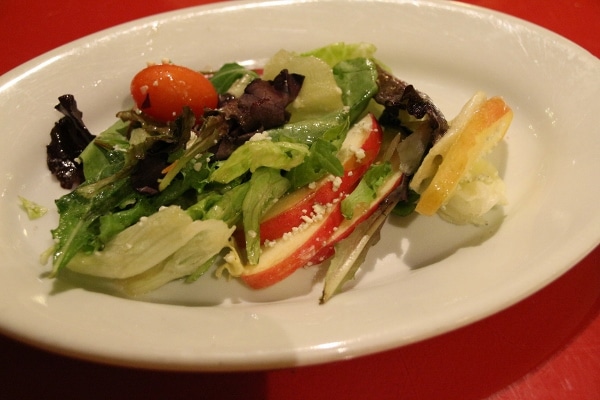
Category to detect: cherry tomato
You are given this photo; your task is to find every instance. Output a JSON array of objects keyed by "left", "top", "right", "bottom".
[{"left": 130, "top": 64, "right": 218, "bottom": 122}]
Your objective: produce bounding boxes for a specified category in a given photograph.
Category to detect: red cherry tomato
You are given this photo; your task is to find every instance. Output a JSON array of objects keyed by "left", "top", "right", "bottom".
[{"left": 130, "top": 64, "right": 218, "bottom": 122}]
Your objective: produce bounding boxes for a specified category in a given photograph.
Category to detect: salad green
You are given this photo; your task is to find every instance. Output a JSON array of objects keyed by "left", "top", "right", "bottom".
[{"left": 40, "top": 42, "right": 507, "bottom": 302}]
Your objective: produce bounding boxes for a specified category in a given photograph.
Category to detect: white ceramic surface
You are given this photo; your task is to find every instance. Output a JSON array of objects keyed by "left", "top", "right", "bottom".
[{"left": 0, "top": 0, "right": 598, "bottom": 371}]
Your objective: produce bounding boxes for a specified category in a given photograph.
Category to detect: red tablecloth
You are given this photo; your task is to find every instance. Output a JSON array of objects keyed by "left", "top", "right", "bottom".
[{"left": 1, "top": 1, "right": 598, "bottom": 399}]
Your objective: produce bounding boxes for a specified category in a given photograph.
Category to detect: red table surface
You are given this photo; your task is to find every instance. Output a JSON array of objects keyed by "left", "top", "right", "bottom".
[{"left": 0, "top": 0, "right": 598, "bottom": 399}]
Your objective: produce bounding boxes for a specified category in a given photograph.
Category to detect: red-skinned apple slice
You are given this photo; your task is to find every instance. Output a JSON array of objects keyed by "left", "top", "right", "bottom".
[
  {"left": 259, "top": 113, "right": 382, "bottom": 244},
  {"left": 241, "top": 201, "right": 346, "bottom": 289},
  {"left": 241, "top": 169, "right": 404, "bottom": 290},
  {"left": 309, "top": 169, "right": 404, "bottom": 266}
]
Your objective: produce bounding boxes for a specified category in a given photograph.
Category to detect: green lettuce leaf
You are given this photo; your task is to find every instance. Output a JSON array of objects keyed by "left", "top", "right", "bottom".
[
  {"left": 242, "top": 167, "right": 290, "bottom": 265},
  {"left": 119, "top": 218, "right": 234, "bottom": 295},
  {"left": 209, "top": 62, "right": 259, "bottom": 95},
  {"left": 341, "top": 162, "right": 392, "bottom": 219},
  {"left": 19, "top": 196, "right": 48, "bottom": 219},
  {"left": 80, "top": 119, "right": 129, "bottom": 182},
  {"left": 209, "top": 140, "right": 309, "bottom": 184},
  {"left": 332, "top": 58, "right": 379, "bottom": 122},
  {"left": 186, "top": 181, "right": 250, "bottom": 227},
  {"left": 266, "top": 57, "right": 378, "bottom": 146},
  {"left": 302, "top": 42, "right": 377, "bottom": 67},
  {"left": 50, "top": 176, "right": 136, "bottom": 276},
  {"left": 285, "top": 138, "right": 344, "bottom": 190},
  {"left": 66, "top": 206, "right": 213, "bottom": 279}
]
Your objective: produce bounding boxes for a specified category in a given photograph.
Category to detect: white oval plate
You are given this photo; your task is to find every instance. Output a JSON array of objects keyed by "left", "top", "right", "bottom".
[{"left": 0, "top": 0, "right": 598, "bottom": 371}]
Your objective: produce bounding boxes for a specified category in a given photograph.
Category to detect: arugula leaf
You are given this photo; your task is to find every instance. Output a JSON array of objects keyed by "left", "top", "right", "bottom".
[
  {"left": 209, "top": 62, "right": 259, "bottom": 94},
  {"left": 286, "top": 138, "right": 344, "bottom": 190},
  {"left": 392, "top": 189, "right": 420, "bottom": 217},
  {"left": 158, "top": 114, "right": 227, "bottom": 191},
  {"left": 332, "top": 58, "right": 379, "bottom": 122},
  {"left": 50, "top": 176, "right": 135, "bottom": 276},
  {"left": 267, "top": 109, "right": 351, "bottom": 145}
]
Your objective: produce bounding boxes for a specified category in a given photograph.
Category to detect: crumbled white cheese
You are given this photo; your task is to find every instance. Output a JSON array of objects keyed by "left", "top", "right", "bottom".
[
  {"left": 301, "top": 215, "right": 313, "bottom": 224},
  {"left": 331, "top": 176, "right": 342, "bottom": 192},
  {"left": 248, "top": 132, "right": 272, "bottom": 141},
  {"left": 224, "top": 252, "right": 237, "bottom": 263},
  {"left": 350, "top": 146, "right": 366, "bottom": 161},
  {"left": 278, "top": 201, "right": 337, "bottom": 241}
]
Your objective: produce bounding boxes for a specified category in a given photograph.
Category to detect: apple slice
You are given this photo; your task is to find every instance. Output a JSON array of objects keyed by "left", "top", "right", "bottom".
[
  {"left": 259, "top": 113, "right": 382, "bottom": 243},
  {"left": 241, "top": 200, "right": 345, "bottom": 289},
  {"left": 309, "top": 169, "right": 404, "bottom": 266},
  {"left": 242, "top": 164, "right": 404, "bottom": 290},
  {"left": 240, "top": 114, "right": 385, "bottom": 289}
]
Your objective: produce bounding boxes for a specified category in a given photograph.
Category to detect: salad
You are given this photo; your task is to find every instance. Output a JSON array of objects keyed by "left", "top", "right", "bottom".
[{"left": 42, "top": 42, "right": 512, "bottom": 303}]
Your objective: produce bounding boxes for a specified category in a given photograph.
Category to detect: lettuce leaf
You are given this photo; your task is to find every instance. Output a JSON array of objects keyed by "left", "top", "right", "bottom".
[
  {"left": 209, "top": 140, "right": 309, "bottom": 184},
  {"left": 66, "top": 206, "right": 213, "bottom": 279},
  {"left": 265, "top": 57, "right": 378, "bottom": 146},
  {"left": 79, "top": 119, "right": 129, "bottom": 182},
  {"left": 50, "top": 176, "right": 136, "bottom": 276},
  {"left": 209, "top": 62, "right": 259, "bottom": 95},
  {"left": 302, "top": 42, "right": 377, "bottom": 68},
  {"left": 186, "top": 182, "right": 250, "bottom": 226},
  {"left": 242, "top": 167, "right": 290, "bottom": 265},
  {"left": 285, "top": 138, "right": 344, "bottom": 190},
  {"left": 47, "top": 95, "right": 96, "bottom": 189},
  {"left": 119, "top": 218, "right": 234, "bottom": 295},
  {"left": 341, "top": 162, "right": 392, "bottom": 219}
]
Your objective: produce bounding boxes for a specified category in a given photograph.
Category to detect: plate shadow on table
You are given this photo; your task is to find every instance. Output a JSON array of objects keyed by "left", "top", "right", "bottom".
[{"left": 0, "top": 332, "right": 269, "bottom": 400}]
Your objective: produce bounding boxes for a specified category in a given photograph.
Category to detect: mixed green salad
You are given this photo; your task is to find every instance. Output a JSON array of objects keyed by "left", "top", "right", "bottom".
[{"left": 40, "top": 42, "right": 512, "bottom": 303}]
